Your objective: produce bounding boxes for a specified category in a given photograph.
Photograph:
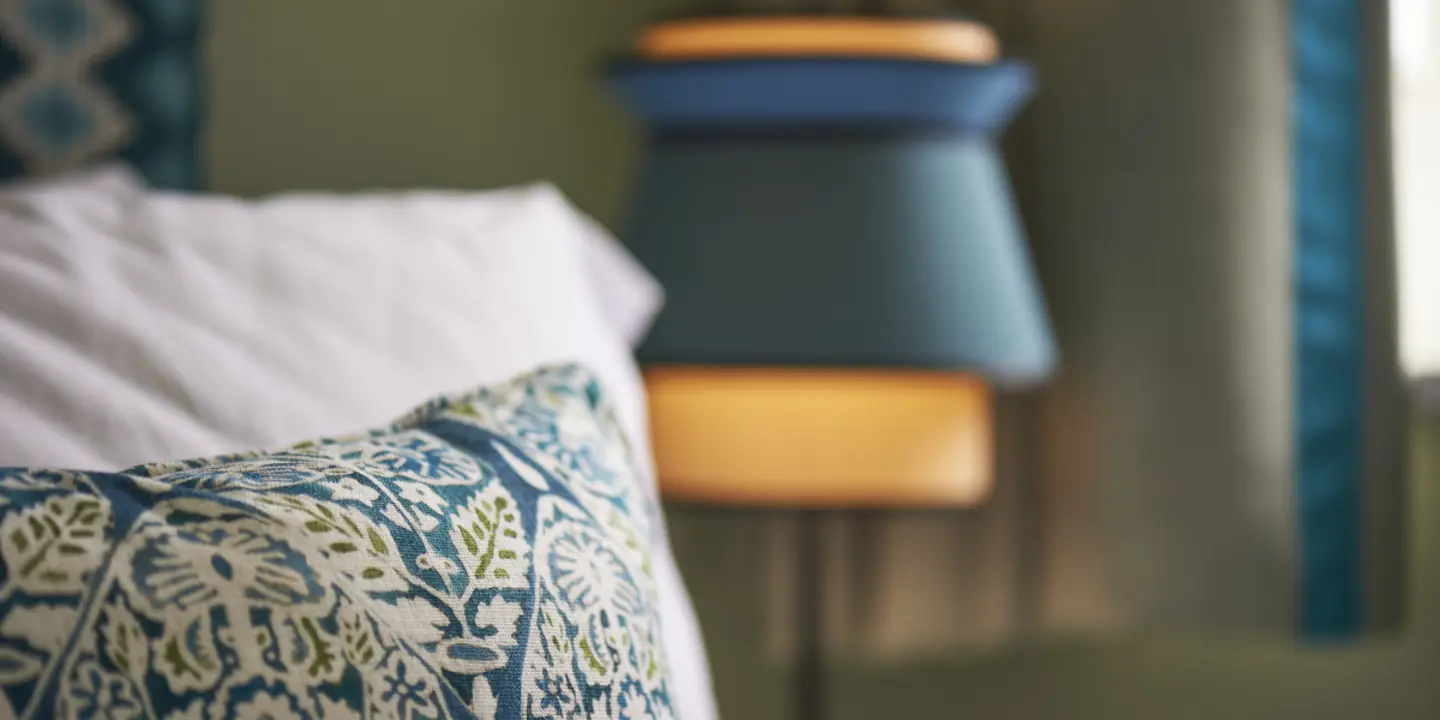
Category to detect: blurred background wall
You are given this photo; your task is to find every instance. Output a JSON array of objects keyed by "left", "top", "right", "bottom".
[{"left": 208, "top": 1, "right": 1440, "bottom": 718}]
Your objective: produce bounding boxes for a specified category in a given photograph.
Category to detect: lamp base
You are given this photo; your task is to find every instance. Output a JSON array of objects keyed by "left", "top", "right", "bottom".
[{"left": 795, "top": 508, "right": 826, "bottom": 720}]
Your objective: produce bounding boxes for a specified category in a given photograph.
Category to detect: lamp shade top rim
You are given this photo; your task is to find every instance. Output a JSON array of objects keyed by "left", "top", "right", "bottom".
[
  {"left": 607, "top": 57, "right": 1034, "bottom": 133},
  {"left": 634, "top": 15, "right": 1001, "bottom": 64}
]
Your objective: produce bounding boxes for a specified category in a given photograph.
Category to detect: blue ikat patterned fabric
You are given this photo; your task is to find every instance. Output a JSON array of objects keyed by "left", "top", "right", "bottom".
[{"left": 0, "top": 0, "right": 202, "bottom": 189}]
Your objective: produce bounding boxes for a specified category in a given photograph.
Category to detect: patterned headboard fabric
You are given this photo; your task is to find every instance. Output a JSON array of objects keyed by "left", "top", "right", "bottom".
[{"left": 0, "top": 0, "right": 203, "bottom": 189}]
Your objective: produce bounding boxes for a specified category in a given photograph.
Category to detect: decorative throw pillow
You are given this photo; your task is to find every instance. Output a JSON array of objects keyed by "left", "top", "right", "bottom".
[{"left": 0, "top": 364, "right": 676, "bottom": 719}]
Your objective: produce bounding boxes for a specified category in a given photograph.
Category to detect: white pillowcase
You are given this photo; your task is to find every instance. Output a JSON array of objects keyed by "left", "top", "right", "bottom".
[
  {"left": 0, "top": 169, "right": 716, "bottom": 720},
  {"left": 0, "top": 178, "right": 646, "bottom": 470}
]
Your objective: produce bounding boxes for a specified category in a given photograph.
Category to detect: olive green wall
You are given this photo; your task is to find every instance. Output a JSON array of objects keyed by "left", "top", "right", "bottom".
[
  {"left": 207, "top": 0, "right": 684, "bottom": 222},
  {"left": 207, "top": 2, "right": 1439, "bottom": 719}
]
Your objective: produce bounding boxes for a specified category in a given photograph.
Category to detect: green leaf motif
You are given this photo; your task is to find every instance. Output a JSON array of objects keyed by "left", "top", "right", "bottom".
[
  {"left": 0, "top": 646, "right": 41, "bottom": 685},
  {"left": 99, "top": 603, "right": 148, "bottom": 682},
  {"left": 301, "top": 617, "right": 340, "bottom": 680},
  {"left": 154, "top": 614, "right": 221, "bottom": 694},
  {"left": 0, "top": 495, "right": 111, "bottom": 595},
  {"left": 452, "top": 483, "right": 529, "bottom": 591},
  {"left": 536, "top": 600, "right": 573, "bottom": 663},
  {"left": 578, "top": 637, "right": 606, "bottom": 674},
  {"left": 338, "top": 600, "right": 383, "bottom": 670},
  {"left": 252, "top": 493, "right": 404, "bottom": 592},
  {"left": 458, "top": 526, "right": 479, "bottom": 556}
]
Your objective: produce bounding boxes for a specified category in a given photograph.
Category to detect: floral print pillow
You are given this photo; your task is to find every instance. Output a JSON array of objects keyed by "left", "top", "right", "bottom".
[{"left": 0, "top": 363, "right": 675, "bottom": 719}]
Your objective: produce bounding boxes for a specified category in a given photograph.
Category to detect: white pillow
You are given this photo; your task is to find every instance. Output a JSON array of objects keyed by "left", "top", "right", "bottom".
[
  {"left": 0, "top": 183, "right": 644, "bottom": 470},
  {"left": 0, "top": 164, "right": 141, "bottom": 235},
  {"left": 0, "top": 173, "right": 716, "bottom": 720},
  {"left": 240, "top": 184, "right": 666, "bottom": 349}
]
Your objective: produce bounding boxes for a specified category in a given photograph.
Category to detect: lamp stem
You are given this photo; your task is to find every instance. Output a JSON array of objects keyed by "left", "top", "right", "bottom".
[{"left": 796, "top": 510, "right": 825, "bottom": 720}]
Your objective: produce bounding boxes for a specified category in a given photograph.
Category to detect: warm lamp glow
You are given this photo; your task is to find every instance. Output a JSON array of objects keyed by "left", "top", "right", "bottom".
[
  {"left": 635, "top": 17, "right": 1000, "bottom": 64},
  {"left": 645, "top": 367, "right": 993, "bottom": 508}
]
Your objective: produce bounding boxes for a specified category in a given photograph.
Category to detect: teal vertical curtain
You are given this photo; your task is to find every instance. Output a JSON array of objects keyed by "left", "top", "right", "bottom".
[{"left": 1293, "top": 0, "right": 1365, "bottom": 639}]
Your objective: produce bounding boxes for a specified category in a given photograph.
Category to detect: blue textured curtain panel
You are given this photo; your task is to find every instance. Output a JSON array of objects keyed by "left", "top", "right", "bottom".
[
  {"left": 0, "top": 0, "right": 203, "bottom": 189},
  {"left": 1293, "top": 0, "right": 1364, "bottom": 639}
]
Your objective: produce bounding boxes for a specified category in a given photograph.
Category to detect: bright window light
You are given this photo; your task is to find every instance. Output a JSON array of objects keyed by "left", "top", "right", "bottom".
[{"left": 1392, "top": 0, "right": 1440, "bottom": 378}]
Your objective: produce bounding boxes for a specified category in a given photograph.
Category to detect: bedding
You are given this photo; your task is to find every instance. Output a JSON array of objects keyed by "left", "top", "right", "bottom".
[
  {"left": 0, "top": 363, "right": 677, "bottom": 719},
  {"left": 0, "top": 170, "right": 654, "bottom": 478},
  {"left": 0, "top": 170, "right": 715, "bottom": 720}
]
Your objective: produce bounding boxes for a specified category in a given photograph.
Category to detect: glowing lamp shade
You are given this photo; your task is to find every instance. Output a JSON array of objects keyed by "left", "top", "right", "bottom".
[
  {"left": 647, "top": 368, "right": 993, "bottom": 507},
  {"left": 610, "top": 57, "right": 1053, "bottom": 508}
]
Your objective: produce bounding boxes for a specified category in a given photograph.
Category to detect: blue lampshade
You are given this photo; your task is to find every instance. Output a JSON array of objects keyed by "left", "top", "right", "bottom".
[{"left": 610, "top": 59, "right": 1056, "bottom": 385}]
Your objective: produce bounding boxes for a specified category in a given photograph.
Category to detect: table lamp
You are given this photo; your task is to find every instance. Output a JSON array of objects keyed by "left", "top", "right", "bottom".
[{"left": 608, "top": 14, "right": 1054, "bottom": 720}]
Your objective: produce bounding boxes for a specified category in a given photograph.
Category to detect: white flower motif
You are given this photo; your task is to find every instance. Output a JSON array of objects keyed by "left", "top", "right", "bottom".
[
  {"left": 329, "top": 476, "right": 380, "bottom": 506},
  {"left": 616, "top": 683, "right": 651, "bottom": 720},
  {"left": 163, "top": 457, "right": 349, "bottom": 491},
  {"left": 367, "top": 653, "right": 443, "bottom": 719},
  {"left": 329, "top": 431, "right": 484, "bottom": 486},
  {"left": 317, "top": 694, "right": 362, "bottom": 720},
  {"left": 369, "top": 595, "right": 450, "bottom": 647},
  {"left": 432, "top": 595, "right": 521, "bottom": 675},
  {"left": 249, "top": 494, "right": 408, "bottom": 594},
  {"left": 498, "top": 386, "right": 632, "bottom": 504},
  {"left": 0, "top": 469, "right": 93, "bottom": 492},
  {"left": 223, "top": 686, "right": 307, "bottom": 720},
  {"left": 396, "top": 481, "right": 447, "bottom": 516},
  {"left": 526, "top": 489, "right": 671, "bottom": 718},
  {"left": 59, "top": 658, "right": 143, "bottom": 720},
  {"left": 493, "top": 441, "right": 548, "bottom": 491},
  {"left": 1, "top": 603, "right": 77, "bottom": 653},
  {"left": 128, "top": 475, "right": 172, "bottom": 494},
  {"left": 169, "top": 697, "right": 206, "bottom": 720},
  {"left": 550, "top": 524, "right": 641, "bottom": 615},
  {"left": 382, "top": 505, "right": 408, "bottom": 527},
  {"left": 124, "top": 517, "right": 326, "bottom": 617},
  {"left": 469, "top": 674, "right": 498, "bottom": 719}
]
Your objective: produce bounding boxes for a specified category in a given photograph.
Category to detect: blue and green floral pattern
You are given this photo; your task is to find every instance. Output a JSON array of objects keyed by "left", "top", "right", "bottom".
[{"left": 0, "top": 364, "right": 675, "bottom": 719}]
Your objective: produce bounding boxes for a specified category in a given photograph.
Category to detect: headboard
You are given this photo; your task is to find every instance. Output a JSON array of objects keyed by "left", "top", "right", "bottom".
[{"left": 0, "top": 0, "right": 203, "bottom": 189}]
